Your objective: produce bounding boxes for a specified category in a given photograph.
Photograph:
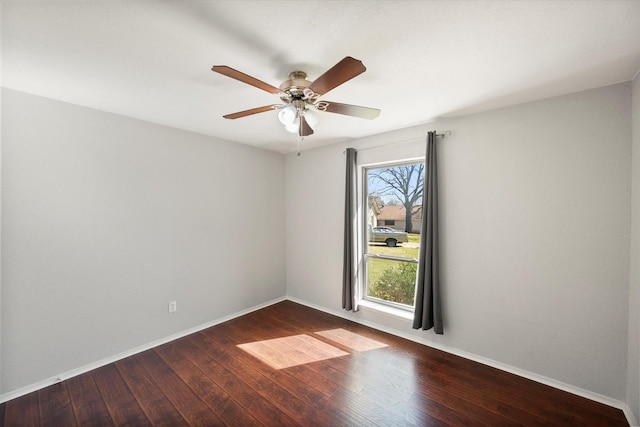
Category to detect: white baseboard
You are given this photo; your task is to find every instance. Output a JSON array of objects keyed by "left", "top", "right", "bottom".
[
  {"left": 286, "top": 296, "right": 637, "bottom": 427},
  {"left": 0, "top": 296, "right": 286, "bottom": 404},
  {"left": 624, "top": 405, "right": 639, "bottom": 427}
]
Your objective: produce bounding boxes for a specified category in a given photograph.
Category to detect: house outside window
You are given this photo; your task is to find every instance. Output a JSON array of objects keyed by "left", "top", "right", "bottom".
[{"left": 362, "top": 161, "right": 424, "bottom": 310}]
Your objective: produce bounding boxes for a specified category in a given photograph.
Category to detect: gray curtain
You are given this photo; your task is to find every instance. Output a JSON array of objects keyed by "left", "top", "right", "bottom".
[
  {"left": 342, "top": 148, "right": 357, "bottom": 311},
  {"left": 413, "top": 132, "right": 443, "bottom": 334}
]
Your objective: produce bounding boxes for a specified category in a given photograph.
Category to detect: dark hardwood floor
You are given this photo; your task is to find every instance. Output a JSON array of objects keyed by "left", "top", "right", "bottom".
[{"left": 0, "top": 300, "right": 629, "bottom": 426}]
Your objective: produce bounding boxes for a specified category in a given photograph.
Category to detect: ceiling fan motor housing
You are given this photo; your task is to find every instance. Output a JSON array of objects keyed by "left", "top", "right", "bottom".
[{"left": 279, "top": 71, "right": 313, "bottom": 100}]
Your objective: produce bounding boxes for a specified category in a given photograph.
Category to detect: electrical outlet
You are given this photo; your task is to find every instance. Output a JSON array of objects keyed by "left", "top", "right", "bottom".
[{"left": 168, "top": 301, "right": 177, "bottom": 313}]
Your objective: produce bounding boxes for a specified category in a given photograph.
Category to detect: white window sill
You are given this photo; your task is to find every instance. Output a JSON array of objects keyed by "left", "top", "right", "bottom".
[{"left": 358, "top": 299, "right": 414, "bottom": 321}]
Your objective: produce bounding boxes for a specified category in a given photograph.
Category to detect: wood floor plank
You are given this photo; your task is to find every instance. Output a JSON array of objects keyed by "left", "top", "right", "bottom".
[
  {"left": 67, "top": 373, "right": 115, "bottom": 426},
  {"left": 334, "top": 343, "right": 549, "bottom": 426},
  {"left": 410, "top": 388, "right": 520, "bottom": 427},
  {"left": 413, "top": 350, "right": 624, "bottom": 426},
  {"left": 226, "top": 336, "right": 362, "bottom": 424},
  {"left": 37, "top": 382, "right": 77, "bottom": 426},
  {"left": 154, "top": 340, "right": 263, "bottom": 427},
  {"left": 115, "top": 354, "right": 189, "bottom": 426},
  {"left": 270, "top": 304, "right": 522, "bottom": 426},
  {"left": 220, "top": 319, "right": 343, "bottom": 399},
  {"left": 92, "top": 364, "right": 152, "bottom": 426},
  {"left": 328, "top": 381, "right": 450, "bottom": 427},
  {"left": 178, "top": 334, "right": 302, "bottom": 426},
  {"left": 3, "top": 393, "right": 40, "bottom": 427},
  {"left": 0, "top": 300, "right": 630, "bottom": 426},
  {"left": 403, "top": 390, "right": 489, "bottom": 427},
  {"left": 266, "top": 301, "right": 629, "bottom": 425},
  {"left": 197, "top": 327, "right": 349, "bottom": 426},
  {"left": 238, "top": 304, "right": 580, "bottom": 425},
  {"left": 459, "top": 363, "right": 628, "bottom": 425},
  {"left": 238, "top": 306, "right": 373, "bottom": 397},
  {"left": 133, "top": 350, "right": 224, "bottom": 426},
  {"left": 213, "top": 321, "right": 456, "bottom": 426}
]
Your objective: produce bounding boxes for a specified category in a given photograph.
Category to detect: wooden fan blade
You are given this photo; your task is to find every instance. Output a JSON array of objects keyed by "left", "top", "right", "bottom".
[
  {"left": 307, "top": 57, "right": 366, "bottom": 97},
  {"left": 299, "top": 114, "right": 314, "bottom": 136},
  {"left": 212, "top": 66, "right": 281, "bottom": 94},
  {"left": 223, "top": 105, "right": 281, "bottom": 119},
  {"left": 319, "top": 101, "right": 380, "bottom": 120}
]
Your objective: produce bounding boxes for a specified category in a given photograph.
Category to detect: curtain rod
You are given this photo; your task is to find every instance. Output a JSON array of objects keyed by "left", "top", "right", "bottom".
[{"left": 343, "top": 130, "right": 451, "bottom": 154}]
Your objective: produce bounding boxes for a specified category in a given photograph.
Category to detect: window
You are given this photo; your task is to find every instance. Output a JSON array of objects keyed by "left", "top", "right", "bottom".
[{"left": 363, "top": 161, "right": 424, "bottom": 310}]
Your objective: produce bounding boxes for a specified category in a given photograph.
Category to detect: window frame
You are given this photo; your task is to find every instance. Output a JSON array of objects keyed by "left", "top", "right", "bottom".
[{"left": 358, "top": 158, "right": 425, "bottom": 312}]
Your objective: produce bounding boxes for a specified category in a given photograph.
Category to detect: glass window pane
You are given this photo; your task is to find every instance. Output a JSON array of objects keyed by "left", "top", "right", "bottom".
[
  {"left": 367, "top": 164, "right": 424, "bottom": 233},
  {"left": 363, "top": 161, "right": 424, "bottom": 309},
  {"left": 366, "top": 257, "right": 417, "bottom": 307}
]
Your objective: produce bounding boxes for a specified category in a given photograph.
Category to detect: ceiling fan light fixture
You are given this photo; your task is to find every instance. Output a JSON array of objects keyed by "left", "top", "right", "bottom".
[
  {"left": 278, "top": 105, "right": 297, "bottom": 125},
  {"left": 284, "top": 117, "right": 300, "bottom": 133}
]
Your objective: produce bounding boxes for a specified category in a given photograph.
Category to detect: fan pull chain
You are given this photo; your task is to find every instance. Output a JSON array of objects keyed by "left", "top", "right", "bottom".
[{"left": 297, "top": 136, "right": 303, "bottom": 156}]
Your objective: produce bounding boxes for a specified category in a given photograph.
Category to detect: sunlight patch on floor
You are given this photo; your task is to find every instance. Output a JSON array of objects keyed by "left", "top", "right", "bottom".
[{"left": 237, "top": 334, "right": 348, "bottom": 370}]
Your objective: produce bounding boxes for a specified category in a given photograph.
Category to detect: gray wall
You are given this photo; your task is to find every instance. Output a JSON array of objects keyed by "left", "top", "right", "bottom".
[
  {"left": 286, "top": 83, "right": 632, "bottom": 402},
  {"left": 1, "top": 89, "right": 286, "bottom": 393},
  {"left": 629, "top": 72, "right": 640, "bottom": 424}
]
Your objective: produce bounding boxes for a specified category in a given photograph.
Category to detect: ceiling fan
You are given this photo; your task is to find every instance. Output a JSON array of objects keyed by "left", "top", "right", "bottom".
[{"left": 211, "top": 56, "right": 381, "bottom": 137}]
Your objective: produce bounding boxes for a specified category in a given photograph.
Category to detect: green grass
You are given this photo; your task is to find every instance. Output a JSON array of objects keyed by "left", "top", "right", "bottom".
[
  {"left": 367, "top": 244, "right": 418, "bottom": 259},
  {"left": 366, "top": 240, "right": 420, "bottom": 301}
]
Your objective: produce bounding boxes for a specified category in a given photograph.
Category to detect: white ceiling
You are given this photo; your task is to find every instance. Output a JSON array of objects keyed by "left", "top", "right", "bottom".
[{"left": 3, "top": 1, "right": 640, "bottom": 153}]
